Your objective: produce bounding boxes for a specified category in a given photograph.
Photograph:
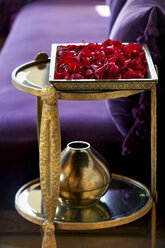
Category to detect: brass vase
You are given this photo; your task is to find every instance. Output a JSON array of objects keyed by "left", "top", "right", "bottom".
[{"left": 60, "top": 141, "right": 111, "bottom": 208}]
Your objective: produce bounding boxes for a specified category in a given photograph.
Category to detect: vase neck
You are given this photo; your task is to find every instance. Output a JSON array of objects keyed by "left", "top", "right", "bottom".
[{"left": 67, "top": 141, "right": 90, "bottom": 151}]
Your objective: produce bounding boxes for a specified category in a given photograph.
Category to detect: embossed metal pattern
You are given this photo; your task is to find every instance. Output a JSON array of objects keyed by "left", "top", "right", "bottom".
[
  {"left": 54, "top": 81, "right": 155, "bottom": 91},
  {"left": 39, "top": 86, "right": 61, "bottom": 247}
]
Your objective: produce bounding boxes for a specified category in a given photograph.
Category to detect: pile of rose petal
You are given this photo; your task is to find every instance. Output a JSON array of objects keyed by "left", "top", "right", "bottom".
[{"left": 54, "top": 39, "right": 147, "bottom": 80}]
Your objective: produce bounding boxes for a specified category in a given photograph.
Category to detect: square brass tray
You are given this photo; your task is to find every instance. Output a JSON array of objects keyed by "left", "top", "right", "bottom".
[{"left": 49, "top": 43, "right": 158, "bottom": 91}]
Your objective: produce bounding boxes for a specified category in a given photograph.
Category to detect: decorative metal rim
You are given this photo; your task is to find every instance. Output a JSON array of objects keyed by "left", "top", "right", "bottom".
[
  {"left": 15, "top": 174, "right": 153, "bottom": 230},
  {"left": 12, "top": 59, "right": 50, "bottom": 97}
]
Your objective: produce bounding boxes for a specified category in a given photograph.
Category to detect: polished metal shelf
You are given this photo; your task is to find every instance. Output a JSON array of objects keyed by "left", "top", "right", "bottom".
[{"left": 15, "top": 174, "right": 152, "bottom": 230}]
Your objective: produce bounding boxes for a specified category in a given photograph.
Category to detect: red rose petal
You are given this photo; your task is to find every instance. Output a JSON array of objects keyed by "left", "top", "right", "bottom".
[
  {"left": 54, "top": 39, "right": 147, "bottom": 80},
  {"left": 71, "top": 73, "right": 84, "bottom": 79},
  {"left": 54, "top": 71, "right": 64, "bottom": 79},
  {"left": 84, "top": 69, "right": 93, "bottom": 76}
]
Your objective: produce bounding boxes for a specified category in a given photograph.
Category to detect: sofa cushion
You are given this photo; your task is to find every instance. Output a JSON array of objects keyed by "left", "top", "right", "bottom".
[
  {"left": 110, "top": 0, "right": 165, "bottom": 61},
  {"left": 108, "top": 0, "right": 127, "bottom": 36},
  {"left": 107, "top": 0, "right": 165, "bottom": 155},
  {"left": 107, "top": 94, "right": 140, "bottom": 138}
]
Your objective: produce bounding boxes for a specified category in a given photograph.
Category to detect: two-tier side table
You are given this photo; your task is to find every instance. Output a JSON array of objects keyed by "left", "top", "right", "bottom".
[{"left": 12, "top": 52, "right": 158, "bottom": 248}]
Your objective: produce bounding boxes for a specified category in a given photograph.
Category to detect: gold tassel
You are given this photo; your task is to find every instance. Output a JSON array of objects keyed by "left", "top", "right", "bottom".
[
  {"left": 42, "top": 221, "right": 56, "bottom": 248},
  {"left": 39, "top": 86, "right": 61, "bottom": 248}
]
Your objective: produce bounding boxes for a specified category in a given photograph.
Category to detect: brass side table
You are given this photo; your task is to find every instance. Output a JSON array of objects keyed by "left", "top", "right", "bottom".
[{"left": 12, "top": 54, "right": 157, "bottom": 248}]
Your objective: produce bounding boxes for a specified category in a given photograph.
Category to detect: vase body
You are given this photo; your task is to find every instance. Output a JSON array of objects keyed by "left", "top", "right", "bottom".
[{"left": 60, "top": 141, "right": 111, "bottom": 208}]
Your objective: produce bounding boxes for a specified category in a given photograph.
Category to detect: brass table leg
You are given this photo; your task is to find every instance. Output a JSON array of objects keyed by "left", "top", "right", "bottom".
[
  {"left": 37, "top": 96, "right": 43, "bottom": 142},
  {"left": 39, "top": 86, "right": 61, "bottom": 248},
  {"left": 151, "top": 201, "right": 157, "bottom": 248},
  {"left": 151, "top": 84, "right": 157, "bottom": 248}
]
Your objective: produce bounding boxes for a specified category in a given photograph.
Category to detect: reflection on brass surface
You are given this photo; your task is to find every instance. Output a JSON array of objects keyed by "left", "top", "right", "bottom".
[
  {"left": 15, "top": 175, "right": 152, "bottom": 229},
  {"left": 60, "top": 141, "right": 111, "bottom": 208},
  {"left": 26, "top": 65, "right": 50, "bottom": 88},
  {"left": 55, "top": 198, "right": 110, "bottom": 222}
]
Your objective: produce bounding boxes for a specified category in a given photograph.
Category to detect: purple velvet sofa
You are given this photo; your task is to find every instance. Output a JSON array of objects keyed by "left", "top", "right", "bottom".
[{"left": 0, "top": 0, "right": 165, "bottom": 230}]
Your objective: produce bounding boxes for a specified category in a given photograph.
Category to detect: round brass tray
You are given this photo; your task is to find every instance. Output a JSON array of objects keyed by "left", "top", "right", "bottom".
[{"left": 15, "top": 174, "right": 152, "bottom": 230}]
